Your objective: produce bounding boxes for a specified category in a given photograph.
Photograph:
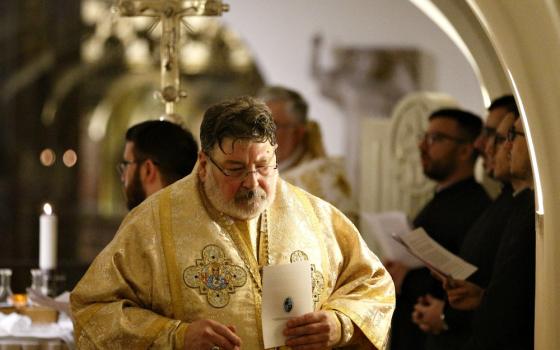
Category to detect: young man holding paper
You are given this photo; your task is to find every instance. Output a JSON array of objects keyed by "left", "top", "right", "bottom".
[
  {"left": 412, "top": 107, "right": 520, "bottom": 349},
  {"left": 387, "top": 108, "right": 491, "bottom": 350},
  {"left": 444, "top": 112, "right": 535, "bottom": 350}
]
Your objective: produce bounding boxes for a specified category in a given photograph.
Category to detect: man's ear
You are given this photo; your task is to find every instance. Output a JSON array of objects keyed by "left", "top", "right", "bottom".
[
  {"left": 141, "top": 159, "right": 159, "bottom": 184},
  {"left": 295, "top": 124, "right": 307, "bottom": 143},
  {"left": 197, "top": 151, "right": 207, "bottom": 179}
]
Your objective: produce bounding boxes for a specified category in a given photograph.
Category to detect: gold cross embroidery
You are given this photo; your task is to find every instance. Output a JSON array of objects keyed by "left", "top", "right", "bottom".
[{"left": 183, "top": 245, "right": 247, "bottom": 308}]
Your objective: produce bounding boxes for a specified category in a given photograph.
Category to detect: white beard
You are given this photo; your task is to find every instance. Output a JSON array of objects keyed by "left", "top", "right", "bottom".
[{"left": 203, "top": 167, "right": 276, "bottom": 220}]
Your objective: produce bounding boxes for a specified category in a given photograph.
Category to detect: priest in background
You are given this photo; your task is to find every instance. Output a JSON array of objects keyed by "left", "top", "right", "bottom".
[
  {"left": 258, "top": 86, "right": 357, "bottom": 222},
  {"left": 71, "top": 96, "right": 394, "bottom": 349}
]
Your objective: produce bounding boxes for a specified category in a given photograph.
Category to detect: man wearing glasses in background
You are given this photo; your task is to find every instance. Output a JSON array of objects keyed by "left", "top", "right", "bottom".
[
  {"left": 387, "top": 108, "right": 491, "bottom": 350},
  {"left": 411, "top": 100, "right": 521, "bottom": 350},
  {"left": 441, "top": 111, "right": 536, "bottom": 350},
  {"left": 71, "top": 96, "right": 395, "bottom": 349},
  {"left": 474, "top": 95, "right": 516, "bottom": 177},
  {"left": 118, "top": 120, "right": 198, "bottom": 210}
]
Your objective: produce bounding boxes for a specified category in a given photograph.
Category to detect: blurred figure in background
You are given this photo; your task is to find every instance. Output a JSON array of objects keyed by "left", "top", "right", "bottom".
[
  {"left": 387, "top": 108, "right": 490, "bottom": 350},
  {"left": 119, "top": 120, "right": 198, "bottom": 210},
  {"left": 258, "top": 85, "right": 357, "bottom": 221}
]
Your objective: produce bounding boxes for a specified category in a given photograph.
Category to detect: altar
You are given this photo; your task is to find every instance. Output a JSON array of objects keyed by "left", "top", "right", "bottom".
[{"left": 0, "top": 312, "right": 73, "bottom": 350}]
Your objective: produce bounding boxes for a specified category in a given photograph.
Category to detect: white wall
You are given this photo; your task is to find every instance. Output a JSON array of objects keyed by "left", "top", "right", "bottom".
[{"left": 221, "top": 0, "right": 484, "bottom": 156}]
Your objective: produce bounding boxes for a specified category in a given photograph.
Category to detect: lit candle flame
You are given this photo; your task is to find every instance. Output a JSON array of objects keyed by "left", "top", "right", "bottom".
[{"left": 43, "top": 203, "right": 53, "bottom": 215}]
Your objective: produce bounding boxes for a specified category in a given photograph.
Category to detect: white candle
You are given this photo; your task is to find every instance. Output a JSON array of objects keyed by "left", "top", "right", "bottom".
[{"left": 39, "top": 203, "right": 58, "bottom": 270}]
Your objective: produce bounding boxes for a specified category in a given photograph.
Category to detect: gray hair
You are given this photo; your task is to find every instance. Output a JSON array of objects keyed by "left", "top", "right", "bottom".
[
  {"left": 200, "top": 96, "right": 277, "bottom": 154},
  {"left": 258, "top": 85, "right": 308, "bottom": 124}
]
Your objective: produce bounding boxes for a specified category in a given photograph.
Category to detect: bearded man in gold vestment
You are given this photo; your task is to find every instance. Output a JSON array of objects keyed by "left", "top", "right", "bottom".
[{"left": 71, "top": 96, "right": 395, "bottom": 350}]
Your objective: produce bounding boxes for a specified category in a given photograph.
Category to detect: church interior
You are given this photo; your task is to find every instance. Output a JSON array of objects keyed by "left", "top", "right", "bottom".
[{"left": 1, "top": 0, "right": 559, "bottom": 348}]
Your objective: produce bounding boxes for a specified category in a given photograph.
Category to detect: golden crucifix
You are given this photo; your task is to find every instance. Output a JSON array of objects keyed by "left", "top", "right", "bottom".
[{"left": 116, "top": 0, "right": 229, "bottom": 117}]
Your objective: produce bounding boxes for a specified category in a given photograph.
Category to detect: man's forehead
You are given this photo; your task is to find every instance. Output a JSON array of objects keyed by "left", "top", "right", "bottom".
[
  {"left": 487, "top": 107, "right": 509, "bottom": 127},
  {"left": 267, "top": 100, "right": 292, "bottom": 121},
  {"left": 497, "top": 114, "right": 515, "bottom": 133},
  {"left": 214, "top": 139, "right": 276, "bottom": 157},
  {"left": 123, "top": 141, "right": 135, "bottom": 156},
  {"left": 428, "top": 117, "right": 459, "bottom": 132}
]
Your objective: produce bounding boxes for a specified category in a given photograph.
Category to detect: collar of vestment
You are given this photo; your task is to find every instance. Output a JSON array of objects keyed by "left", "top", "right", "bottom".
[{"left": 196, "top": 178, "right": 270, "bottom": 292}]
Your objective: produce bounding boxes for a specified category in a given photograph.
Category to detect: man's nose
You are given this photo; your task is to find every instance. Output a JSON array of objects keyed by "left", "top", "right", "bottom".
[
  {"left": 418, "top": 138, "right": 427, "bottom": 151},
  {"left": 241, "top": 170, "right": 259, "bottom": 188}
]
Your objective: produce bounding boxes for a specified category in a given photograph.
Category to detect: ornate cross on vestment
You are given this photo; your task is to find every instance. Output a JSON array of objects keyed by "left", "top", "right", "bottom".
[{"left": 116, "top": 0, "right": 229, "bottom": 116}]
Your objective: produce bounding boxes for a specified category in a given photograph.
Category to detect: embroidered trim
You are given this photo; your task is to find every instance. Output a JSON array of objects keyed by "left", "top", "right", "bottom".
[
  {"left": 290, "top": 250, "right": 325, "bottom": 304},
  {"left": 159, "top": 188, "right": 183, "bottom": 319},
  {"left": 183, "top": 245, "right": 247, "bottom": 308}
]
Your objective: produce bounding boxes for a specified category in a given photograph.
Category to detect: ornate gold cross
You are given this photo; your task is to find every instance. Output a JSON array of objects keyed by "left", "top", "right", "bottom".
[{"left": 115, "top": 0, "right": 229, "bottom": 116}]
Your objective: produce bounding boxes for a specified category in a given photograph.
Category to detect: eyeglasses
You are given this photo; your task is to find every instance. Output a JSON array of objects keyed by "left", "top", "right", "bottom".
[
  {"left": 419, "top": 132, "right": 468, "bottom": 146},
  {"left": 507, "top": 127, "right": 525, "bottom": 142},
  {"left": 117, "top": 159, "right": 146, "bottom": 175},
  {"left": 493, "top": 133, "right": 507, "bottom": 148},
  {"left": 481, "top": 126, "right": 497, "bottom": 138},
  {"left": 205, "top": 152, "right": 278, "bottom": 180}
]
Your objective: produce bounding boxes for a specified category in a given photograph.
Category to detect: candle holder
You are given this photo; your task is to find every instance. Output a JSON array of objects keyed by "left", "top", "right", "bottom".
[
  {"left": 29, "top": 269, "right": 49, "bottom": 297},
  {"left": 0, "top": 268, "right": 13, "bottom": 306}
]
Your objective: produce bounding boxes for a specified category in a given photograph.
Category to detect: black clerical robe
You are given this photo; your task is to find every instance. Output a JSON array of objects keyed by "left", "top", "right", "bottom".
[
  {"left": 425, "top": 184, "right": 515, "bottom": 350},
  {"left": 391, "top": 177, "right": 491, "bottom": 350},
  {"left": 461, "top": 188, "right": 535, "bottom": 350}
]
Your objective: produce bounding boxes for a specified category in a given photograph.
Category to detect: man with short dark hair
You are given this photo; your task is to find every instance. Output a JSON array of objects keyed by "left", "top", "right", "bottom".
[
  {"left": 412, "top": 110, "right": 520, "bottom": 350},
  {"left": 71, "top": 96, "right": 395, "bottom": 349},
  {"left": 119, "top": 120, "right": 198, "bottom": 210},
  {"left": 474, "top": 95, "right": 516, "bottom": 177},
  {"left": 443, "top": 112, "right": 535, "bottom": 350},
  {"left": 387, "top": 108, "right": 491, "bottom": 350}
]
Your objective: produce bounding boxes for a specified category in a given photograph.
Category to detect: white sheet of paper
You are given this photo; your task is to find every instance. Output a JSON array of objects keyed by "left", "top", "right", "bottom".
[
  {"left": 360, "top": 211, "right": 423, "bottom": 268},
  {"left": 262, "top": 261, "right": 313, "bottom": 349},
  {"left": 399, "top": 227, "right": 478, "bottom": 280}
]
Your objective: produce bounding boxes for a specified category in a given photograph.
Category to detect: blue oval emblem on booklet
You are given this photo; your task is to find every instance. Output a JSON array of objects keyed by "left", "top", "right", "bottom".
[{"left": 284, "top": 297, "right": 293, "bottom": 312}]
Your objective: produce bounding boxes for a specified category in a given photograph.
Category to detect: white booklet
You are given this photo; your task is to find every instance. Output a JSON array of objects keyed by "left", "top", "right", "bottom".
[
  {"left": 360, "top": 211, "right": 423, "bottom": 268},
  {"left": 261, "top": 261, "right": 314, "bottom": 349},
  {"left": 393, "top": 227, "right": 478, "bottom": 280}
]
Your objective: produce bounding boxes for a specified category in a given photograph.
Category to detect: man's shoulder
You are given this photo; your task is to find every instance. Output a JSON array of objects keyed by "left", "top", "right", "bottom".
[
  {"left": 443, "top": 177, "right": 491, "bottom": 201},
  {"left": 283, "top": 156, "right": 345, "bottom": 178},
  {"left": 123, "top": 174, "right": 198, "bottom": 228},
  {"left": 275, "top": 178, "right": 350, "bottom": 219}
]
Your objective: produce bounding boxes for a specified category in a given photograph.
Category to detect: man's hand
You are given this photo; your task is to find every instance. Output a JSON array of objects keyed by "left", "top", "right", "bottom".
[
  {"left": 384, "top": 260, "right": 409, "bottom": 294},
  {"left": 445, "top": 279, "right": 484, "bottom": 310},
  {"left": 284, "top": 311, "right": 340, "bottom": 349},
  {"left": 183, "top": 319, "right": 241, "bottom": 350},
  {"left": 412, "top": 294, "right": 446, "bottom": 334}
]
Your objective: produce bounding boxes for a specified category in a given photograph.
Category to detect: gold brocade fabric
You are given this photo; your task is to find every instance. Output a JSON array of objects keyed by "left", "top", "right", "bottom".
[
  {"left": 280, "top": 121, "right": 357, "bottom": 223},
  {"left": 281, "top": 156, "right": 357, "bottom": 223},
  {"left": 70, "top": 174, "right": 395, "bottom": 349}
]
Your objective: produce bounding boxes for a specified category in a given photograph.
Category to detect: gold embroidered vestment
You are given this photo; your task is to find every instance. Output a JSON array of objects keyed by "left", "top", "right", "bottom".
[{"left": 70, "top": 175, "right": 395, "bottom": 349}]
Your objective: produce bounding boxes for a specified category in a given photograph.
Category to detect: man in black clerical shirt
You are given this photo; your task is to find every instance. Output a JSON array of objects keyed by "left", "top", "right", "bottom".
[
  {"left": 387, "top": 108, "right": 491, "bottom": 350},
  {"left": 442, "top": 112, "right": 536, "bottom": 350},
  {"left": 474, "top": 95, "right": 517, "bottom": 177},
  {"left": 412, "top": 100, "right": 520, "bottom": 349}
]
